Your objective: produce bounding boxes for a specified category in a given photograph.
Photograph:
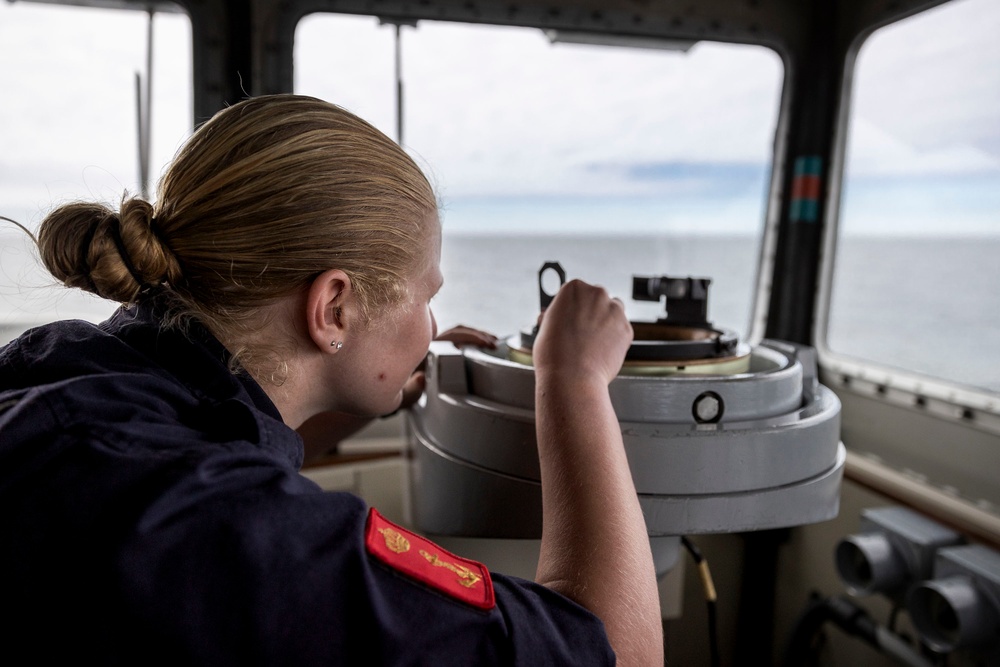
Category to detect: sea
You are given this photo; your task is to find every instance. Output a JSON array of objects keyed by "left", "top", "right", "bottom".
[{"left": 2, "top": 230, "right": 998, "bottom": 394}]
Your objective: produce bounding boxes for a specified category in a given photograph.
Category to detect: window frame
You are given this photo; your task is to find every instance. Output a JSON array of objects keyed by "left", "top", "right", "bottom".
[{"left": 813, "top": 5, "right": 1000, "bottom": 434}]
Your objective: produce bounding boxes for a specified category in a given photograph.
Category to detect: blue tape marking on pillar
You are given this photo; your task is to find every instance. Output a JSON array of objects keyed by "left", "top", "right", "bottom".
[
  {"left": 798, "top": 199, "right": 819, "bottom": 222},
  {"left": 792, "top": 156, "right": 822, "bottom": 176}
]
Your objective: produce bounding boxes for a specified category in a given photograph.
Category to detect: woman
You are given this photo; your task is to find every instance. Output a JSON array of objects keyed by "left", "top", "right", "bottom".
[{"left": 0, "top": 95, "right": 661, "bottom": 665}]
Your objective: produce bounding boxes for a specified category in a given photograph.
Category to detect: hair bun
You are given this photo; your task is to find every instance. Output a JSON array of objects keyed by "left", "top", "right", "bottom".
[
  {"left": 118, "top": 197, "right": 183, "bottom": 289},
  {"left": 37, "top": 198, "right": 183, "bottom": 302}
]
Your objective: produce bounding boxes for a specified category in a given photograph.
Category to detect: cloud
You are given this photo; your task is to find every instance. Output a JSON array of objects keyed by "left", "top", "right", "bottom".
[
  {"left": 0, "top": 3, "right": 192, "bottom": 219},
  {"left": 846, "top": 117, "right": 1000, "bottom": 177},
  {"left": 3, "top": 0, "right": 998, "bottom": 210},
  {"left": 852, "top": 0, "right": 1000, "bottom": 158},
  {"left": 295, "top": 18, "right": 784, "bottom": 196}
]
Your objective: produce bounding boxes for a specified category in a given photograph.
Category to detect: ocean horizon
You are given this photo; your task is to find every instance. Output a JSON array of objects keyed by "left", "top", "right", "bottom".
[{"left": 2, "top": 229, "right": 998, "bottom": 394}]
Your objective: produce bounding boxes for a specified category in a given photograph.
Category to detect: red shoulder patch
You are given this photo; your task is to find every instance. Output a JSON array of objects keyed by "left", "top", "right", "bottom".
[{"left": 365, "top": 507, "right": 495, "bottom": 610}]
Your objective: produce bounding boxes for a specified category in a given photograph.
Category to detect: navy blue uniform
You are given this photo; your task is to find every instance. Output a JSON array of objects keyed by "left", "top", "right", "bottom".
[{"left": 0, "top": 302, "right": 614, "bottom": 665}]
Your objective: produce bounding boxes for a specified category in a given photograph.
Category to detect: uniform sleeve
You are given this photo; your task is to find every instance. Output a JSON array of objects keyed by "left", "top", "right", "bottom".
[
  {"left": 491, "top": 573, "right": 618, "bottom": 665},
  {"left": 118, "top": 462, "right": 616, "bottom": 667},
  {"left": 359, "top": 508, "right": 616, "bottom": 665}
]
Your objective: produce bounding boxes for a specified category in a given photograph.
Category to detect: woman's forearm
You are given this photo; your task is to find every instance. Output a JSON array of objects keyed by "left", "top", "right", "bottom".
[{"left": 534, "top": 372, "right": 663, "bottom": 667}]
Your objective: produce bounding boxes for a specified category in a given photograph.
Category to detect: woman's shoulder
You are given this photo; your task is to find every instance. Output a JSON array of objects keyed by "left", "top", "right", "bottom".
[
  {"left": 0, "top": 312, "right": 285, "bottom": 462},
  {"left": 1, "top": 315, "right": 153, "bottom": 389}
]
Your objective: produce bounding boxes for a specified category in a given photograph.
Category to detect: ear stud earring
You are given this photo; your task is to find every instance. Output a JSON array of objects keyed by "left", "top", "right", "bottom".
[{"left": 331, "top": 341, "right": 344, "bottom": 350}]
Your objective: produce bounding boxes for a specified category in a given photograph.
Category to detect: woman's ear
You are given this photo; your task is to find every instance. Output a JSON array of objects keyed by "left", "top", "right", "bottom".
[{"left": 305, "top": 269, "right": 353, "bottom": 353}]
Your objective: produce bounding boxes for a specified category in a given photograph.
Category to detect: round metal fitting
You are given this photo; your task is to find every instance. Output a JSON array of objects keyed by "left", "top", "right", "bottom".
[{"left": 693, "top": 391, "right": 724, "bottom": 424}]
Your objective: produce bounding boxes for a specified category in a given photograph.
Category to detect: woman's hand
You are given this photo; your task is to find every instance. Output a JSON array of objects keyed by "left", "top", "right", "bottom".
[
  {"left": 435, "top": 324, "right": 499, "bottom": 349},
  {"left": 532, "top": 279, "right": 632, "bottom": 386}
]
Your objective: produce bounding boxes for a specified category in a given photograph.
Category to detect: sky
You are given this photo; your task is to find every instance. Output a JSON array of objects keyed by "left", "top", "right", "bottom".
[{"left": 0, "top": 0, "right": 997, "bottom": 239}]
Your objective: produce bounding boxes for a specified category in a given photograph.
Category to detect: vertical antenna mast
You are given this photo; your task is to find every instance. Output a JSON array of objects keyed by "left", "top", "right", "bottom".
[
  {"left": 395, "top": 22, "right": 403, "bottom": 145},
  {"left": 135, "top": 8, "right": 154, "bottom": 199},
  {"left": 380, "top": 17, "right": 417, "bottom": 146}
]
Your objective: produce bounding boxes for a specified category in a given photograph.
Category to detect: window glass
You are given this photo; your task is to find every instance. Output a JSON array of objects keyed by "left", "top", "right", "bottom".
[
  {"left": 829, "top": 0, "right": 1000, "bottom": 393},
  {"left": 0, "top": 3, "right": 192, "bottom": 335},
  {"left": 296, "top": 17, "right": 782, "bottom": 338}
]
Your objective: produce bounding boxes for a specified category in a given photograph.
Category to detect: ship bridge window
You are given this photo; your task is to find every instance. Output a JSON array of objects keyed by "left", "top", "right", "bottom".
[
  {"left": 295, "top": 16, "right": 782, "bottom": 339},
  {"left": 825, "top": 0, "right": 1000, "bottom": 396},
  {"left": 0, "top": 1, "right": 192, "bottom": 338}
]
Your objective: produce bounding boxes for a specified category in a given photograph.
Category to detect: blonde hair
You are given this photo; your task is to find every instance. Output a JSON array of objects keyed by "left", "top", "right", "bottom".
[{"left": 37, "top": 95, "right": 437, "bottom": 375}]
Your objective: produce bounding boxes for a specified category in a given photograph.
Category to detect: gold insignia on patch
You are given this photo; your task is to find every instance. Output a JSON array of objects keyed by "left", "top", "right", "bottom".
[
  {"left": 365, "top": 508, "right": 495, "bottom": 609},
  {"left": 419, "top": 549, "right": 483, "bottom": 588},
  {"left": 378, "top": 527, "right": 411, "bottom": 554}
]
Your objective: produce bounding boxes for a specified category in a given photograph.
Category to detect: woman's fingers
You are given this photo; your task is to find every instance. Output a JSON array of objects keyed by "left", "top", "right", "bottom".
[
  {"left": 533, "top": 280, "right": 632, "bottom": 385},
  {"left": 435, "top": 325, "right": 498, "bottom": 349}
]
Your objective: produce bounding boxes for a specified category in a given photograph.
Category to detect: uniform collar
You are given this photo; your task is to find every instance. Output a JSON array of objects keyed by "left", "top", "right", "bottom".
[
  {"left": 108, "top": 299, "right": 282, "bottom": 419},
  {"left": 103, "top": 298, "right": 302, "bottom": 467}
]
